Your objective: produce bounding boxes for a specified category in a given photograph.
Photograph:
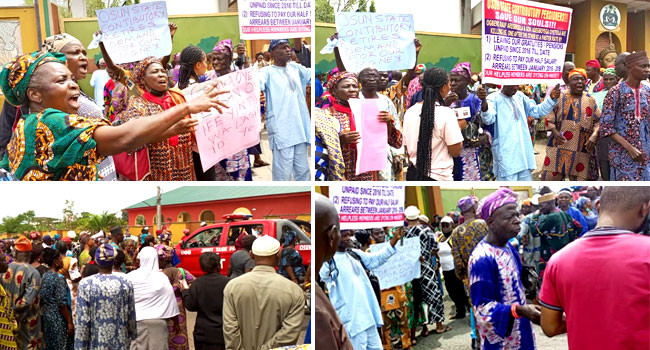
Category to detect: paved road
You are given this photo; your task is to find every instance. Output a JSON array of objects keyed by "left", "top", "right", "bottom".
[
  {"left": 251, "top": 126, "right": 312, "bottom": 181},
  {"left": 414, "top": 293, "right": 568, "bottom": 350}
]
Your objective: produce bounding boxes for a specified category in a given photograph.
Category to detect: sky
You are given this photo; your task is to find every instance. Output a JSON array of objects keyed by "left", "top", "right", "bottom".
[{"left": 0, "top": 183, "right": 184, "bottom": 219}]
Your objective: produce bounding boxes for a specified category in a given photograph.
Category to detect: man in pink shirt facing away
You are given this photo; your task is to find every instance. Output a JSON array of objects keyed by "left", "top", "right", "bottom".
[{"left": 539, "top": 186, "right": 650, "bottom": 350}]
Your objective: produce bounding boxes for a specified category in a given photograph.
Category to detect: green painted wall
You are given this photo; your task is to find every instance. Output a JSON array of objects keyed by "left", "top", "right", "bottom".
[
  {"left": 439, "top": 188, "right": 532, "bottom": 213},
  {"left": 315, "top": 24, "right": 482, "bottom": 75},
  {"left": 63, "top": 14, "right": 241, "bottom": 96}
]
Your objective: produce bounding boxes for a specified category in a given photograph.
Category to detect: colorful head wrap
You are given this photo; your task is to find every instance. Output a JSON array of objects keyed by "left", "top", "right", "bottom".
[
  {"left": 269, "top": 39, "right": 290, "bottom": 52},
  {"left": 41, "top": 33, "right": 80, "bottom": 53},
  {"left": 625, "top": 51, "right": 648, "bottom": 66},
  {"left": 457, "top": 195, "right": 478, "bottom": 213},
  {"left": 521, "top": 199, "right": 532, "bottom": 206},
  {"left": 451, "top": 62, "right": 472, "bottom": 81},
  {"left": 586, "top": 59, "right": 601, "bottom": 69},
  {"left": 603, "top": 67, "right": 616, "bottom": 76},
  {"left": 54, "top": 234, "right": 61, "bottom": 241},
  {"left": 155, "top": 244, "right": 174, "bottom": 261},
  {"left": 29, "top": 231, "right": 40, "bottom": 240},
  {"left": 159, "top": 232, "right": 171, "bottom": 242},
  {"left": 326, "top": 67, "right": 340, "bottom": 84},
  {"left": 574, "top": 197, "right": 590, "bottom": 211},
  {"left": 133, "top": 56, "right": 163, "bottom": 90},
  {"left": 415, "top": 64, "right": 426, "bottom": 74},
  {"left": 283, "top": 230, "right": 297, "bottom": 247},
  {"left": 14, "top": 236, "right": 32, "bottom": 252},
  {"left": 213, "top": 39, "right": 233, "bottom": 57},
  {"left": 0, "top": 51, "right": 66, "bottom": 106},
  {"left": 476, "top": 187, "right": 518, "bottom": 220},
  {"left": 95, "top": 244, "right": 115, "bottom": 268},
  {"left": 326, "top": 71, "right": 358, "bottom": 92},
  {"left": 568, "top": 68, "right": 587, "bottom": 80}
]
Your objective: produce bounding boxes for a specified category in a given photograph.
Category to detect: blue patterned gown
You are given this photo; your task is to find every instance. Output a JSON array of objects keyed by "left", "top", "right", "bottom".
[
  {"left": 468, "top": 240, "right": 535, "bottom": 350},
  {"left": 74, "top": 273, "right": 136, "bottom": 350}
]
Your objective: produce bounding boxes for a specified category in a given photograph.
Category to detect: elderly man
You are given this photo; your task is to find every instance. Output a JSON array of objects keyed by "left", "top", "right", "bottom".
[
  {"left": 556, "top": 188, "right": 588, "bottom": 237},
  {"left": 314, "top": 194, "right": 353, "bottom": 350},
  {"left": 600, "top": 51, "right": 650, "bottom": 180},
  {"left": 259, "top": 39, "right": 311, "bottom": 181},
  {"left": 540, "top": 187, "right": 650, "bottom": 350},
  {"left": 1, "top": 236, "right": 42, "bottom": 350},
  {"left": 223, "top": 235, "right": 304, "bottom": 350},
  {"left": 468, "top": 188, "right": 541, "bottom": 350},
  {"left": 320, "top": 216, "right": 402, "bottom": 349},
  {"left": 478, "top": 84, "right": 560, "bottom": 181}
]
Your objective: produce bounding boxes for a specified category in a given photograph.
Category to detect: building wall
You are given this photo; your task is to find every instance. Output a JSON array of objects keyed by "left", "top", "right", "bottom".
[
  {"left": 315, "top": 23, "right": 481, "bottom": 75},
  {"left": 375, "top": 0, "right": 463, "bottom": 33},
  {"left": 570, "top": 1, "right": 627, "bottom": 67},
  {"left": 0, "top": 6, "right": 40, "bottom": 107},
  {"left": 627, "top": 11, "right": 650, "bottom": 54},
  {"left": 125, "top": 192, "right": 311, "bottom": 243}
]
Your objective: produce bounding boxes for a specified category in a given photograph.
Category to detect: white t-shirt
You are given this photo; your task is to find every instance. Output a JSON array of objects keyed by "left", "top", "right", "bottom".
[
  {"left": 438, "top": 237, "right": 454, "bottom": 271},
  {"left": 402, "top": 102, "right": 463, "bottom": 181}
]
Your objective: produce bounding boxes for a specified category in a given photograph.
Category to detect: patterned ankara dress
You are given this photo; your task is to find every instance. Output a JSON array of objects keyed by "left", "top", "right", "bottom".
[
  {"left": 405, "top": 225, "right": 444, "bottom": 326},
  {"left": 0, "top": 109, "right": 110, "bottom": 180},
  {"left": 41, "top": 271, "right": 72, "bottom": 350},
  {"left": 451, "top": 93, "right": 486, "bottom": 181},
  {"left": 468, "top": 240, "right": 535, "bottom": 350},
  {"left": 541, "top": 91, "right": 600, "bottom": 180},
  {"left": 1, "top": 263, "right": 42, "bottom": 350},
  {"left": 600, "top": 81, "right": 650, "bottom": 180},
  {"left": 163, "top": 267, "right": 195, "bottom": 350},
  {"left": 74, "top": 273, "right": 136, "bottom": 350},
  {"left": 122, "top": 95, "right": 196, "bottom": 181}
]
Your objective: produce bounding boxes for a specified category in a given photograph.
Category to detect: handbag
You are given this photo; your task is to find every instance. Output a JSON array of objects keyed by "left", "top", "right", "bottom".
[
  {"left": 113, "top": 147, "right": 151, "bottom": 181},
  {"left": 462, "top": 111, "right": 482, "bottom": 144}
]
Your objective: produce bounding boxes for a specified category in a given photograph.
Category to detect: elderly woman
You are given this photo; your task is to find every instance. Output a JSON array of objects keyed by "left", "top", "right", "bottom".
[
  {"left": 121, "top": 56, "right": 204, "bottom": 181},
  {"left": 0, "top": 51, "right": 226, "bottom": 180},
  {"left": 541, "top": 68, "right": 600, "bottom": 181},
  {"left": 205, "top": 39, "right": 253, "bottom": 181},
  {"left": 156, "top": 244, "right": 195, "bottom": 350},
  {"left": 447, "top": 62, "right": 493, "bottom": 181},
  {"left": 317, "top": 70, "right": 402, "bottom": 181}
]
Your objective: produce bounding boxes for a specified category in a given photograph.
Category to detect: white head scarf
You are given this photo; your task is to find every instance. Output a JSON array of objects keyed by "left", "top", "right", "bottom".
[{"left": 126, "top": 246, "right": 179, "bottom": 321}]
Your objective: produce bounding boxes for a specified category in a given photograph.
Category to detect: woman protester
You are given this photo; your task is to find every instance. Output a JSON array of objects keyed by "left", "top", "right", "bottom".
[
  {"left": 127, "top": 246, "right": 179, "bottom": 350},
  {"left": 0, "top": 51, "right": 227, "bottom": 180},
  {"left": 206, "top": 39, "right": 254, "bottom": 181},
  {"left": 40, "top": 248, "right": 73, "bottom": 350},
  {"left": 156, "top": 245, "right": 195, "bottom": 350},
  {"left": 403, "top": 67, "right": 464, "bottom": 181},
  {"left": 278, "top": 231, "right": 306, "bottom": 285},
  {"left": 541, "top": 68, "right": 600, "bottom": 181}
]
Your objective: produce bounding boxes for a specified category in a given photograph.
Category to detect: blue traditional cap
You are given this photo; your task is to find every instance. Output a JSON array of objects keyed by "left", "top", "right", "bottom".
[
  {"left": 95, "top": 244, "right": 115, "bottom": 268},
  {"left": 268, "top": 39, "right": 290, "bottom": 52}
]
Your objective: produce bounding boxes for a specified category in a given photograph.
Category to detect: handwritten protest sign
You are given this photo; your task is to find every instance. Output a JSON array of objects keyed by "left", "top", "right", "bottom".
[
  {"left": 238, "top": 0, "right": 312, "bottom": 39},
  {"left": 482, "top": 0, "right": 572, "bottom": 85},
  {"left": 369, "top": 237, "right": 421, "bottom": 289},
  {"left": 96, "top": 1, "right": 172, "bottom": 64},
  {"left": 348, "top": 98, "right": 387, "bottom": 176},
  {"left": 329, "top": 185, "right": 405, "bottom": 230},
  {"left": 182, "top": 68, "right": 261, "bottom": 172},
  {"left": 335, "top": 13, "right": 416, "bottom": 73}
]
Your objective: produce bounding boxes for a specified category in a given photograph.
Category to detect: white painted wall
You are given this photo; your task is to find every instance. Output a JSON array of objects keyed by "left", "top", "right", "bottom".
[
  {"left": 0, "top": 0, "right": 28, "bottom": 6},
  {"left": 374, "top": 0, "right": 462, "bottom": 33}
]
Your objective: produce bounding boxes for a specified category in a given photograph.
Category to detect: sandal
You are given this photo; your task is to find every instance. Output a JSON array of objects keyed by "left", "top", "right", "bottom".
[
  {"left": 435, "top": 325, "right": 453, "bottom": 334},
  {"left": 253, "top": 160, "right": 270, "bottom": 167},
  {"left": 420, "top": 327, "right": 430, "bottom": 337}
]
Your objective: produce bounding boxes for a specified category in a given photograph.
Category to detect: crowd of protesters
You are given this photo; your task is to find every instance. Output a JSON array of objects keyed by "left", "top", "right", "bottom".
[
  {"left": 315, "top": 30, "right": 650, "bottom": 182},
  {"left": 0, "top": 23, "right": 312, "bottom": 181},
  {"left": 0, "top": 225, "right": 310, "bottom": 350},
  {"left": 315, "top": 186, "right": 650, "bottom": 350}
]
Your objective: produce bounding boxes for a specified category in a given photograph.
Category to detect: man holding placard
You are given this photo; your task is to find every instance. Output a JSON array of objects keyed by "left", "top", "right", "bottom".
[{"left": 259, "top": 39, "right": 311, "bottom": 181}]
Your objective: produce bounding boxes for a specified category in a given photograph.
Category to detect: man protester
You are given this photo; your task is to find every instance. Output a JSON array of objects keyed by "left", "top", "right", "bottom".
[
  {"left": 75, "top": 244, "right": 137, "bottom": 349},
  {"left": 181, "top": 252, "right": 231, "bottom": 350},
  {"left": 539, "top": 186, "right": 650, "bottom": 350},
  {"left": 450, "top": 195, "right": 489, "bottom": 350},
  {"left": 314, "top": 193, "right": 353, "bottom": 350},
  {"left": 556, "top": 188, "right": 589, "bottom": 237},
  {"left": 319, "top": 216, "right": 403, "bottom": 350},
  {"left": 600, "top": 51, "right": 650, "bottom": 180},
  {"left": 478, "top": 84, "right": 560, "bottom": 181},
  {"left": 1, "top": 236, "right": 42, "bottom": 350},
  {"left": 89, "top": 58, "right": 110, "bottom": 109},
  {"left": 614, "top": 52, "right": 630, "bottom": 81},
  {"left": 222, "top": 235, "right": 304, "bottom": 350},
  {"left": 109, "top": 226, "right": 124, "bottom": 251},
  {"left": 259, "top": 39, "right": 311, "bottom": 181},
  {"left": 590, "top": 67, "right": 618, "bottom": 180},
  {"left": 468, "top": 188, "right": 541, "bottom": 350},
  {"left": 528, "top": 191, "right": 580, "bottom": 285},
  {"left": 585, "top": 59, "right": 604, "bottom": 94},
  {"left": 559, "top": 61, "right": 576, "bottom": 91}
]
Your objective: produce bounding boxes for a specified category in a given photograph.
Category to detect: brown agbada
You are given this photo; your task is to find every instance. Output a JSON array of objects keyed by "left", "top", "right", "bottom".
[{"left": 315, "top": 286, "right": 353, "bottom": 350}]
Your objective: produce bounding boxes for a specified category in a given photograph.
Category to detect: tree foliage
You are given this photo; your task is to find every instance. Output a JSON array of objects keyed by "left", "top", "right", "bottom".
[
  {"left": 316, "top": 0, "right": 374, "bottom": 23},
  {"left": 0, "top": 211, "right": 36, "bottom": 234}
]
